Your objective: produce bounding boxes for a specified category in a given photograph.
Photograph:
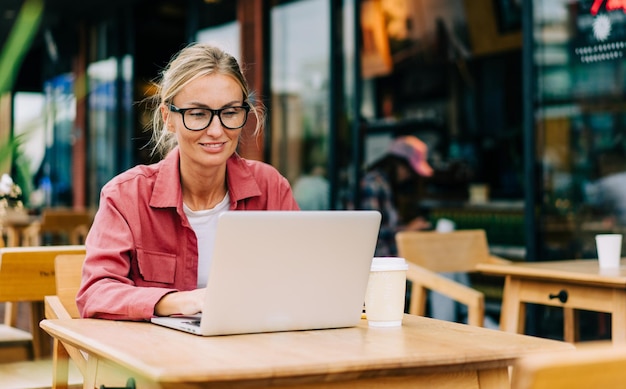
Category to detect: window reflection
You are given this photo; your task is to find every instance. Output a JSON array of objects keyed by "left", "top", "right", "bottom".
[
  {"left": 534, "top": 0, "right": 626, "bottom": 259},
  {"left": 197, "top": 22, "right": 241, "bottom": 61},
  {"left": 43, "top": 74, "right": 75, "bottom": 206},
  {"left": 271, "top": 0, "right": 331, "bottom": 210}
]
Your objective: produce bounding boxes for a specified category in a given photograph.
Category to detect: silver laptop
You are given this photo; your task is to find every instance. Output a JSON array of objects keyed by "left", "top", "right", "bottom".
[{"left": 151, "top": 210, "right": 381, "bottom": 336}]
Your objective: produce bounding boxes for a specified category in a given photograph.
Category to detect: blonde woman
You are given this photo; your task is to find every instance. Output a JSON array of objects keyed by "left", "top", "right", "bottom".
[{"left": 78, "top": 43, "right": 299, "bottom": 321}]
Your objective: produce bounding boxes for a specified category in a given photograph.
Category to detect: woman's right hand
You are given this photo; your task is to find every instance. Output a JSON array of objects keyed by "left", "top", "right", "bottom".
[{"left": 154, "top": 288, "right": 206, "bottom": 317}]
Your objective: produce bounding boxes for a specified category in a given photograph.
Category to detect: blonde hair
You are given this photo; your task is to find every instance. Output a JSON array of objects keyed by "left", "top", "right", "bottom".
[{"left": 146, "top": 43, "right": 265, "bottom": 157}]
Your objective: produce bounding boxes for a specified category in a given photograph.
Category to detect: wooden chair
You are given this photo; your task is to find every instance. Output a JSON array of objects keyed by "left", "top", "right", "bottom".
[
  {"left": 23, "top": 208, "right": 94, "bottom": 246},
  {"left": 44, "top": 254, "right": 87, "bottom": 389},
  {"left": 0, "top": 245, "right": 86, "bottom": 362},
  {"left": 511, "top": 344, "right": 626, "bottom": 389},
  {"left": 396, "top": 229, "right": 511, "bottom": 327}
]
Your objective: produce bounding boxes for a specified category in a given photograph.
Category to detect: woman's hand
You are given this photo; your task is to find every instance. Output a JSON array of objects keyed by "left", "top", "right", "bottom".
[{"left": 154, "top": 288, "right": 206, "bottom": 316}]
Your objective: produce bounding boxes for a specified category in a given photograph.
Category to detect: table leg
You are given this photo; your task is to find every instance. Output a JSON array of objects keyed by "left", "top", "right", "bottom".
[
  {"left": 499, "top": 276, "right": 525, "bottom": 335},
  {"left": 612, "top": 289, "right": 626, "bottom": 345},
  {"left": 563, "top": 307, "right": 578, "bottom": 343},
  {"left": 4, "top": 226, "right": 18, "bottom": 247},
  {"left": 52, "top": 339, "right": 70, "bottom": 389}
]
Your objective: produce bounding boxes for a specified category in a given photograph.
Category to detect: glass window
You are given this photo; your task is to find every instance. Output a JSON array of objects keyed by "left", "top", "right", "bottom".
[
  {"left": 355, "top": 0, "right": 525, "bottom": 248},
  {"left": 12, "top": 92, "right": 45, "bottom": 206},
  {"left": 271, "top": 0, "right": 331, "bottom": 210},
  {"left": 534, "top": 0, "right": 626, "bottom": 259},
  {"left": 197, "top": 22, "right": 240, "bottom": 60},
  {"left": 196, "top": 1, "right": 240, "bottom": 60},
  {"left": 43, "top": 74, "right": 75, "bottom": 206},
  {"left": 85, "top": 54, "right": 133, "bottom": 208}
]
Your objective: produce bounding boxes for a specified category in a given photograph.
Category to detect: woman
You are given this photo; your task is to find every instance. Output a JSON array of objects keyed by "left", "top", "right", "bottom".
[{"left": 77, "top": 43, "right": 299, "bottom": 321}]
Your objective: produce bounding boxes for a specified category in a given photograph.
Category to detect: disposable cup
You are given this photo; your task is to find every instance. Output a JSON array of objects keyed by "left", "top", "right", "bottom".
[
  {"left": 596, "top": 234, "right": 622, "bottom": 269},
  {"left": 364, "top": 257, "right": 408, "bottom": 327}
]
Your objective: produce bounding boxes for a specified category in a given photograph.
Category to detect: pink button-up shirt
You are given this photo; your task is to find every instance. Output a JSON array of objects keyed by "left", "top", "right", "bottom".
[{"left": 77, "top": 148, "right": 300, "bottom": 320}]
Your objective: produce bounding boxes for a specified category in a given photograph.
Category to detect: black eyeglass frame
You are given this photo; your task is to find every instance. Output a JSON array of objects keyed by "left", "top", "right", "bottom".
[{"left": 168, "top": 103, "right": 251, "bottom": 131}]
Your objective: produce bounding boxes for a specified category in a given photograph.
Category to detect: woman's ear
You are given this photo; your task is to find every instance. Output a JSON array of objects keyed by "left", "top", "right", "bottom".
[{"left": 160, "top": 104, "right": 175, "bottom": 133}]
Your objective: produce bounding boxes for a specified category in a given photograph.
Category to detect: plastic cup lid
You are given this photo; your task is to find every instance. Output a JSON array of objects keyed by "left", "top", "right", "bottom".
[{"left": 370, "top": 257, "right": 408, "bottom": 271}]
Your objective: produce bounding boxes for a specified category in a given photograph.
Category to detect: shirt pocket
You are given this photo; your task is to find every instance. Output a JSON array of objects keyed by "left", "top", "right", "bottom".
[{"left": 136, "top": 249, "right": 177, "bottom": 285}]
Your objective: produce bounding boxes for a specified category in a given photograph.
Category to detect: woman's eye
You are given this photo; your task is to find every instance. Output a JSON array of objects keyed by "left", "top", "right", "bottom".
[{"left": 188, "top": 110, "right": 209, "bottom": 118}]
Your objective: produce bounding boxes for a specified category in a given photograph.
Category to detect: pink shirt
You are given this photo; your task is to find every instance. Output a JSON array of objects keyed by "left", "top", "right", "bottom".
[{"left": 77, "top": 148, "right": 300, "bottom": 320}]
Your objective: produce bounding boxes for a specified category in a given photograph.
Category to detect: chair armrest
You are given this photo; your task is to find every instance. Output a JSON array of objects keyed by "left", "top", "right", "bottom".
[
  {"left": 44, "top": 295, "right": 89, "bottom": 377},
  {"left": 487, "top": 255, "right": 513, "bottom": 265},
  {"left": 406, "top": 263, "right": 485, "bottom": 326},
  {"left": 44, "top": 296, "right": 73, "bottom": 320}
]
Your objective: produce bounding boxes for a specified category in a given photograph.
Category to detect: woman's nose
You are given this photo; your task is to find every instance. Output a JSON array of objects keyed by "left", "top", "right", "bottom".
[{"left": 204, "top": 114, "right": 225, "bottom": 135}]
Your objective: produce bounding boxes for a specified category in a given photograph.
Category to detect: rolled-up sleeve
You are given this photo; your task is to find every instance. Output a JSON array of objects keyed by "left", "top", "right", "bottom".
[{"left": 77, "top": 187, "right": 182, "bottom": 321}]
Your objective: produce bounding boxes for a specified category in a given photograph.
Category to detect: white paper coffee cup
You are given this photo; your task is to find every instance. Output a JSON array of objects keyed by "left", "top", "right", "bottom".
[
  {"left": 364, "top": 257, "right": 408, "bottom": 327},
  {"left": 596, "top": 234, "right": 622, "bottom": 269}
]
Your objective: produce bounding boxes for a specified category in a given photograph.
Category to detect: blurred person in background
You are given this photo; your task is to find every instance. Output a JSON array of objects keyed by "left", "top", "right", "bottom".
[
  {"left": 293, "top": 165, "right": 330, "bottom": 210},
  {"left": 584, "top": 147, "right": 626, "bottom": 227},
  {"left": 359, "top": 135, "right": 433, "bottom": 256}
]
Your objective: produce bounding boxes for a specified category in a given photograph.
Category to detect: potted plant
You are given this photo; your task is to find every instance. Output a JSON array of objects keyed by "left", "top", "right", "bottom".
[{"left": 0, "top": 132, "right": 32, "bottom": 211}]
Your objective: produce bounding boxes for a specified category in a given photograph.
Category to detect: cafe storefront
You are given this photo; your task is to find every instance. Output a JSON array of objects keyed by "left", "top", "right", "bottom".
[{"left": 5, "top": 0, "right": 626, "bottom": 339}]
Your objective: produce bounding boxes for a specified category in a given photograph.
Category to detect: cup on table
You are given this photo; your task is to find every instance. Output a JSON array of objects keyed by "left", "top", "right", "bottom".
[
  {"left": 364, "top": 257, "right": 408, "bottom": 327},
  {"left": 596, "top": 234, "right": 623, "bottom": 269},
  {"left": 435, "top": 218, "right": 455, "bottom": 233}
]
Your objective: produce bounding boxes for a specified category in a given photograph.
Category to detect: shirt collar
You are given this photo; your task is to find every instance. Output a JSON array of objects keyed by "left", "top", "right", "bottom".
[{"left": 150, "top": 147, "right": 262, "bottom": 208}]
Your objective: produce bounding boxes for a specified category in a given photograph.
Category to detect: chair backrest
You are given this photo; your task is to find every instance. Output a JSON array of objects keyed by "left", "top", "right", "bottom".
[
  {"left": 37, "top": 208, "right": 94, "bottom": 245},
  {"left": 0, "top": 245, "right": 87, "bottom": 302},
  {"left": 512, "top": 345, "right": 626, "bottom": 389},
  {"left": 39, "top": 208, "right": 94, "bottom": 230},
  {"left": 44, "top": 253, "right": 89, "bottom": 384},
  {"left": 395, "top": 229, "right": 491, "bottom": 273},
  {"left": 53, "top": 254, "right": 86, "bottom": 319}
]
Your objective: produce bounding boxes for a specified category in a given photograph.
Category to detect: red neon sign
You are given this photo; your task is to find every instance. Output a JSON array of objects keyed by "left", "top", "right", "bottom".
[{"left": 591, "top": 0, "right": 626, "bottom": 15}]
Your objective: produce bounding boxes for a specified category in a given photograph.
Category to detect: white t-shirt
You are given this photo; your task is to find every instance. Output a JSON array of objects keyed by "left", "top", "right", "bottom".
[{"left": 183, "top": 193, "right": 230, "bottom": 288}]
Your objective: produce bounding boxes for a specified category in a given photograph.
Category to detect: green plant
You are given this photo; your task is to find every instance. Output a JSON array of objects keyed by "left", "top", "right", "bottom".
[{"left": 0, "top": 133, "right": 33, "bottom": 207}]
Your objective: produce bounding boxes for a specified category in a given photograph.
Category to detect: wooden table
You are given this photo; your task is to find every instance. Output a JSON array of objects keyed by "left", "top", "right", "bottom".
[
  {"left": 40, "top": 314, "right": 572, "bottom": 389},
  {"left": 1, "top": 211, "right": 39, "bottom": 247},
  {"left": 477, "top": 259, "right": 626, "bottom": 344}
]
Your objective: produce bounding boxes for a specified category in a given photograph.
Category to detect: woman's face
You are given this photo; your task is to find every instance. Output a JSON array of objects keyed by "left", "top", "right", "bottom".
[{"left": 165, "top": 73, "right": 245, "bottom": 172}]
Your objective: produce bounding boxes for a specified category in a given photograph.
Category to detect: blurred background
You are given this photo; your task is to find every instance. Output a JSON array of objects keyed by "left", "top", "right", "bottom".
[{"left": 2, "top": 0, "right": 626, "bottom": 271}]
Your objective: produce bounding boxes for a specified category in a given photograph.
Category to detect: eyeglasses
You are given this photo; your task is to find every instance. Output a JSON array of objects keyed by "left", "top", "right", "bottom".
[{"left": 169, "top": 104, "right": 250, "bottom": 131}]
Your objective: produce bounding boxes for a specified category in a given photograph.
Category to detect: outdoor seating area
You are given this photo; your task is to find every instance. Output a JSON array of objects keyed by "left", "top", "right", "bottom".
[
  {"left": 0, "top": 225, "right": 625, "bottom": 388},
  {"left": 0, "top": 208, "right": 95, "bottom": 248},
  {"left": 0, "top": 208, "right": 91, "bottom": 388},
  {"left": 0, "top": 246, "right": 86, "bottom": 388},
  {"left": 397, "top": 229, "right": 512, "bottom": 327},
  {"left": 4, "top": 0, "right": 626, "bottom": 388}
]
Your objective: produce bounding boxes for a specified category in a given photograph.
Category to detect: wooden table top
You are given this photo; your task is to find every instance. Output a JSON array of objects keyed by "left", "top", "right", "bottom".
[
  {"left": 40, "top": 314, "right": 573, "bottom": 385},
  {"left": 1, "top": 211, "right": 38, "bottom": 226},
  {"left": 477, "top": 259, "right": 626, "bottom": 286}
]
